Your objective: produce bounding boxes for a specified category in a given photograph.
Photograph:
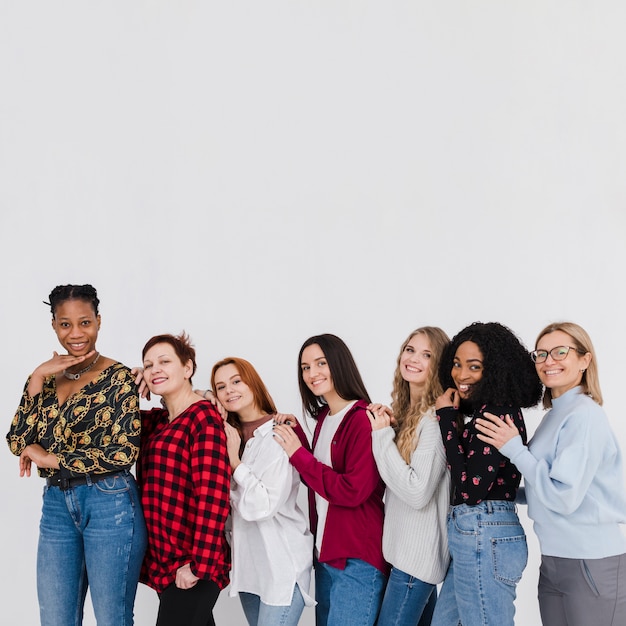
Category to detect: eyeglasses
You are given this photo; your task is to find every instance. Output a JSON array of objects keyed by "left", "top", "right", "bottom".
[{"left": 530, "top": 346, "right": 583, "bottom": 364}]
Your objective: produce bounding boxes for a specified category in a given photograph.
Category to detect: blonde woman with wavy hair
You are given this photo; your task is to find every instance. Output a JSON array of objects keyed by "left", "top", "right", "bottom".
[{"left": 367, "top": 326, "right": 451, "bottom": 626}]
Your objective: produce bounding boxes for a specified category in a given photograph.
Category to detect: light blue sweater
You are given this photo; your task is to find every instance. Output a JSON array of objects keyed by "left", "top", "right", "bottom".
[{"left": 501, "top": 386, "right": 626, "bottom": 558}]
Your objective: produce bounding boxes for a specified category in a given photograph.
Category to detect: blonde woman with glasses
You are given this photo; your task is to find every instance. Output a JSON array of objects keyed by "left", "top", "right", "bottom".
[{"left": 476, "top": 322, "right": 626, "bottom": 625}]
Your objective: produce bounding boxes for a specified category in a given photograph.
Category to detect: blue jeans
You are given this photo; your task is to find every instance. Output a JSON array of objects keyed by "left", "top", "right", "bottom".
[
  {"left": 431, "top": 501, "right": 527, "bottom": 626},
  {"left": 315, "top": 559, "right": 386, "bottom": 626},
  {"left": 37, "top": 471, "right": 147, "bottom": 626},
  {"left": 239, "top": 584, "right": 305, "bottom": 626},
  {"left": 376, "top": 566, "right": 437, "bottom": 626}
]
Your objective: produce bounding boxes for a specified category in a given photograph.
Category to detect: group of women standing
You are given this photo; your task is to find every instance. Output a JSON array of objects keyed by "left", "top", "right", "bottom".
[{"left": 7, "top": 283, "right": 626, "bottom": 626}]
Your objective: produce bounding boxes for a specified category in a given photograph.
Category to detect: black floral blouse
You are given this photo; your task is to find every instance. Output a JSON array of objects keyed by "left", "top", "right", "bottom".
[
  {"left": 437, "top": 404, "right": 527, "bottom": 506},
  {"left": 7, "top": 363, "right": 140, "bottom": 477}
]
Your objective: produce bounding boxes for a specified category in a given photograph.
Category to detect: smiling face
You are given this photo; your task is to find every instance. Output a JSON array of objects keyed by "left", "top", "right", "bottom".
[
  {"left": 213, "top": 363, "right": 259, "bottom": 421},
  {"left": 535, "top": 330, "right": 591, "bottom": 399},
  {"left": 52, "top": 299, "right": 100, "bottom": 356},
  {"left": 300, "top": 343, "right": 336, "bottom": 400},
  {"left": 451, "top": 340, "right": 484, "bottom": 400},
  {"left": 142, "top": 342, "right": 192, "bottom": 398},
  {"left": 399, "top": 332, "right": 432, "bottom": 391}
]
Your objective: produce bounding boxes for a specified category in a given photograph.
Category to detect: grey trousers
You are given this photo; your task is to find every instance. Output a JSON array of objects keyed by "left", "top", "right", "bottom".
[{"left": 538, "top": 554, "right": 626, "bottom": 626}]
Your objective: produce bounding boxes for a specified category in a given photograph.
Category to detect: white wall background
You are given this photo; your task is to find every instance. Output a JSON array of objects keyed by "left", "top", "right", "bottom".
[{"left": 1, "top": 2, "right": 625, "bottom": 624}]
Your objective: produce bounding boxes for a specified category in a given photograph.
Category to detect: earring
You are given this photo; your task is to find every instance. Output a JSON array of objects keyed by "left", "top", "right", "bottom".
[{"left": 580, "top": 369, "right": 586, "bottom": 373}]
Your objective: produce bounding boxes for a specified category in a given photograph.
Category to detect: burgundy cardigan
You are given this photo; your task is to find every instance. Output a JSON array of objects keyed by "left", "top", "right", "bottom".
[{"left": 289, "top": 399, "right": 389, "bottom": 575}]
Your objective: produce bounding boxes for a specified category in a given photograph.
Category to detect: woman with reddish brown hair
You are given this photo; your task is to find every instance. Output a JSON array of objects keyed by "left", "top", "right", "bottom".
[
  {"left": 208, "top": 357, "right": 314, "bottom": 626},
  {"left": 138, "top": 333, "right": 230, "bottom": 626}
]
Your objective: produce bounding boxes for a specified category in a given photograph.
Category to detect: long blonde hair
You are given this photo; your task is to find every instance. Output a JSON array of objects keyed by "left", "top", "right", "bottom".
[
  {"left": 536, "top": 322, "right": 602, "bottom": 408},
  {"left": 391, "top": 327, "right": 450, "bottom": 463}
]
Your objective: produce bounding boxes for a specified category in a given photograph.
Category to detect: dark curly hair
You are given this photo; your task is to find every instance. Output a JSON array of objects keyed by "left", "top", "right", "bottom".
[
  {"left": 439, "top": 321, "right": 542, "bottom": 410},
  {"left": 45, "top": 284, "right": 100, "bottom": 318}
]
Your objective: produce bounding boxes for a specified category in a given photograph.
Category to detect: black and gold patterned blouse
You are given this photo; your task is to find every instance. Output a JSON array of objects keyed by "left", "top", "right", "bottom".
[{"left": 7, "top": 363, "right": 141, "bottom": 478}]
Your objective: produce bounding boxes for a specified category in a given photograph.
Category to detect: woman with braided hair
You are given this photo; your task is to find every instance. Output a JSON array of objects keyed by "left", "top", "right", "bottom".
[{"left": 6, "top": 283, "right": 147, "bottom": 626}]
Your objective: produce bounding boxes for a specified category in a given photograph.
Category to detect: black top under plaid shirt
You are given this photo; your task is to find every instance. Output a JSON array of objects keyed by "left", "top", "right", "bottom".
[{"left": 137, "top": 400, "right": 231, "bottom": 592}]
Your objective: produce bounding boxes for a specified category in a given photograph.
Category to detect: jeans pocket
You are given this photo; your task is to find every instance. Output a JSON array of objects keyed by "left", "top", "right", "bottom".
[
  {"left": 491, "top": 534, "right": 528, "bottom": 586},
  {"left": 452, "top": 511, "right": 479, "bottom": 535},
  {"left": 94, "top": 471, "right": 131, "bottom": 494}
]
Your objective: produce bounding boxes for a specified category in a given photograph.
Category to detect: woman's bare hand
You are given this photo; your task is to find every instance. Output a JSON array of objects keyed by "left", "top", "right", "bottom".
[
  {"left": 475, "top": 412, "right": 519, "bottom": 450},
  {"left": 175, "top": 563, "right": 199, "bottom": 589},
  {"left": 224, "top": 421, "right": 242, "bottom": 470},
  {"left": 273, "top": 423, "right": 303, "bottom": 457},
  {"left": 131, "top": 367, "right": 150, "bottom": 400},
  {"left": 19, "top": 444, "right": 59, "bottom": 476},
  {"left": 366, "top": 403, "right": 394, "bottom": 431}
]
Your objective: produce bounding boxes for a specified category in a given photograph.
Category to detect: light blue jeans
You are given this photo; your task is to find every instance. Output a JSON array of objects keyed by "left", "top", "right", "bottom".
[
  {"left": 376, "top": 566, "right": 437, "bottom": 626},
  {"left": 37, "top": 471, "right": 147, "bottom": 626},
  {"left": 315, "top": 558, "right": 386, "bottom": 626},
  {"left": 239, "top": 584, "right": 305, "bottom": 626},
  {"left": 431, "top": 501, "right": 528, "bottom": 626}
]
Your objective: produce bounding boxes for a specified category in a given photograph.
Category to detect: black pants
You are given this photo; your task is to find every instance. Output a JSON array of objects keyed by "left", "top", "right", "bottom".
[{"left": 156, "top": 579, "right": 221, "bottom": 626}]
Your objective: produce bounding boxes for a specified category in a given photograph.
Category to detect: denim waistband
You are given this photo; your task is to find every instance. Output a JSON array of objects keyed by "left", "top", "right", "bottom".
[
  {"left": 46, "top": 469, "right": 127, "bottom": 491},
  {"left": 451, "top": 500, "right": 517, "bottom": 514}
]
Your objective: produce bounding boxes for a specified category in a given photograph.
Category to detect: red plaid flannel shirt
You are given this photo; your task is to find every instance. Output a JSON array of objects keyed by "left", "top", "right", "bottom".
[{"left": 137, "top": 400, "right": 230, "bottom": 592}]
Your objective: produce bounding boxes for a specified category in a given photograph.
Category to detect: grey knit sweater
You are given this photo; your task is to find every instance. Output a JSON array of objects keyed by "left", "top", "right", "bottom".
[{"left": 371, "top": 409, "right": 450, "bottom": 584}]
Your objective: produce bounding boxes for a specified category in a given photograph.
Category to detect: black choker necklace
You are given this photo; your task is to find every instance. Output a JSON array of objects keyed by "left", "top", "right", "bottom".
[{"left": 63, "top": 353, "right": 100, "bottom": 381}]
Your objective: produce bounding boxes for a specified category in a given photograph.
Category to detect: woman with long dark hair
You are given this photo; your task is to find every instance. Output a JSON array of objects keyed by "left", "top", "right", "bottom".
[{"left": 273, "top": 333, "right": 388, "bottom": 626}]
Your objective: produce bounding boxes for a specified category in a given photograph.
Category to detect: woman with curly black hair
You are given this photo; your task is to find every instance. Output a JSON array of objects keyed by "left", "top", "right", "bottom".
[{"left": 430, "top": 321, "right": 542, "bottom": 626}]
